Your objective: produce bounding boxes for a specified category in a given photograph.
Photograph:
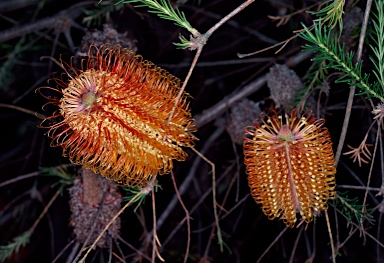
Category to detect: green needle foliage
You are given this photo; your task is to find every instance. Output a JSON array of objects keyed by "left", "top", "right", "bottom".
[
  {"left": 369, "top": 0, "right": 384, "bottom": 90},
  {"left": 334, "top": 192, "right": 375, "bottom": 227},
  {"left": 115, "top": 0, "right": 197, "bottom": 35},
  {"left": 174, "top": 34, "right": 193, "bottom": 49},
  {"left": 123, "top": 186, "right": 149, "bottom": 211},
  {"left": 0, "top": 231, "right": 31, "bottom": 262},
  {"left": 122, "top": 181, "right": 160, "bottom": 211},
  {"left": 299, "top": 21, "right": 384, "bottom": 103},
  {"left": 83, "top": 1, "right": 124, "bottom": 27},
  {"left": 292, "top": 58, "right": 328, "bottom": 109},
  {"left": 310, "top": 0, "right": 345, "bottom": 30},
  {"left": 295, "top": 0, "right": 384, "bottom": 109},
  {"left": 40, "top": 166, "right": 73, "bottom": 188}
]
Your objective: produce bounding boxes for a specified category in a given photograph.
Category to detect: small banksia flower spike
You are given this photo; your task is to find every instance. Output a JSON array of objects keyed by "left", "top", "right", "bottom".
[
  {"left": 244, "top": 110, "right": 336, "bottom": 227},
  {"left": 39, "top": 44, "right": 195, "bottom": 187}
]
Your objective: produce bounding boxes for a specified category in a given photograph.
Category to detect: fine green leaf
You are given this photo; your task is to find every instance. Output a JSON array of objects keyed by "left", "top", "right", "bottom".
[
  {"left": 0, "top": 231, "right": 31, "bottom": 262},
  {"left": 334, "top": 192, "right": 375, "bottom": 227},
  {"left": 173, "top": 34, "right": 192, "bottom": 49},
  {"left": 292, "top": 58, "right": 328, "bottom": 109},
  {"left": 116, "top": 0, "right": 197, "bottom": 35},
  {"left": 299, "top": 21, "right": 384, "bottom": 102},
  {"left": 309, "top": 0, "right": 345, "bottom": 30},
  {"left": 122, "top": 181, "right": 160, "bottom": 211},
  {"left": 40, "top": 166, "right": 74, "bottom": 187},
  {"left": 369, "top": 0, "right": 384, "bottom": 90},
  {"left": 83, "top": 2, "right": 123, "bottom": 27}
]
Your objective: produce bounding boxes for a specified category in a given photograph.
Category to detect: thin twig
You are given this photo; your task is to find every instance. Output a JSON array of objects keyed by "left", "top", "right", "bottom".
[
  {"left": 113, "top": 238, "right": 125, "bottom": 262},
  {"left": 184, "top": 4, "right": 277, "bottom": 44},
  {"left": 159, "top": 56, "right": 274, "bottom": 68},
  {"left": 170, "top": 171, "right": 191, "bottom": 263},
  {"left": 337, "top": 185, "right": 381, "bottom": 192},
  {"left": 362, "top": 122, "right": 381, "bottom": 208},
  {"left": 194, "top": 50, "right": 313, "bottom": 127},
  {"left": 162, "top": 160, "right": 235, "bottom": 247},
  {"left": 151, "top": 186, "right": 164, "bottom": 262},
  {"left": 289, "top": 226, "right": 304, "bottom": 263},
  {"left": 334, "top": 0, "right": 373, "bottom": 166},
  {"left": 238, "top": 34, "right": 297, "bottom": 58},
  {"left": 0, "top": 0, "right": 38, "bottom": 13},
  {"left": 379, "top": 121, "right": 384, "bottom": 196},
  {"left": 155, "top": 127, "right": 224, "bottom": 231},
  {"left": 52, "top": 240, "right": 74, "bottom": 263},
  {"left": 168, "top": 0, "right": 256, "bottom": 123},
  {"left": 78, "top": 189, "right": 147, "bottom": 262},
  {"left": 364, "top": 231, "right": 384, "bottom": 249},
  {"left": 108, "top": 236, "right": 113, "bottom": 263},
  {"left": 168, "top": 45, "right": 203, "bottom": 123},
  {"left": 268, "top": 2, "right": 321, "bottom": 27},
  {"left": 0, "top": 171, "right": 39, "bottom": 188},
  {"left": 0, "top": 164, "right": 74, "bottom": 188},
  {"left": 339, "top": 160, "right": 380, "bottom": 205},
  {"left": 117, "top": 236, "right": 152, "bottom": 261},
  {"left": 256, "top": 227, "right": 288, "bottom": 263},
  {"left": 192, "top": 193, "right": 251, "bottom": 236},
  {"left": 191, "top": 146, "right": 222, "bottom": 253},
  {"left": 0, "top": 103, "right": 45, "bottom": 118},
  {"left": 0, "top": 6, "right": 85, "bottom": 43},
  {"left": 66, "top": 242, "right": 81, "bottom": 263},
  {"left": 306, "top": 223, "right": 316, "bottom": 262},
  {"left": 334, "top": 200, "right": 340, "bottom": 249},
  {"left": 30, "top": 187, "right": 61, "bottom": 232},
  {"left": 325, "top": 210, "right": 336, "bottom": 263},
  {"left": 204, "top": 0, "right": 255, "bottom": 37},
  {"left": 332, "top": 205, "right": 381, "bottom": 251},
  {"left": 377, "top": 213, "right": 383, "bottom": 262}
]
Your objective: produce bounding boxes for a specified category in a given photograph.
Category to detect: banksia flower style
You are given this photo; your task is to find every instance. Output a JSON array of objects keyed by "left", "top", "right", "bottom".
[
  {"left": 39, "top": 44, "right": 195, "bottom": 187},
  {"left": 244, "top": 110, "right": 336, "bottom": 227}
]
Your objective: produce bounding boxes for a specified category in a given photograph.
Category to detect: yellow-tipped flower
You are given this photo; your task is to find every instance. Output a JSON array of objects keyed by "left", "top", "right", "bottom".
[
  {"left": 40, "top": 44, "right": 195, "bottom": 187},
  {"left": 244, "top": 110, "right": 336, "bottom": 227}
]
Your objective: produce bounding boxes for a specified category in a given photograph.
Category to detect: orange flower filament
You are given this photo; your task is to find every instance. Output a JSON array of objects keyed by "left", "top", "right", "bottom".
[
  {"left": 244, "top": 111, "right": 336, "bottom": 227},
  {"left": 40, "top": 44, "right": 195, "bottom": 187}
]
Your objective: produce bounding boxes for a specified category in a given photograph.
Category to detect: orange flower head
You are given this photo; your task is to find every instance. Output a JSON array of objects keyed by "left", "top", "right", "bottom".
[
  {"left": 39, "top": 44, "right": 196, "bottom": 187},
  {"left": 244, "top": 110, "right": 336, "bottom": 227}
]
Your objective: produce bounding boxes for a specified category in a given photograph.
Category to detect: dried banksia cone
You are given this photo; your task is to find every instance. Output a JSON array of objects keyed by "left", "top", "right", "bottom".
[
  {"left": 39, "top": 44, "right": 195, "bottom": 187},
  {"left": 77, "top": 24, "right": 137, "bottom": 56},
  {"left": 69, "top": 168, "right": 121, "bottom": 248},
  {"left": 226, "top": 99, "right": 261, "bottom": 145},
  {"left": 243, "top": 110, "right": 336, "bottom": 227},
  {"left": 266, "top": 64, "right": 303, "bottom": 110}
]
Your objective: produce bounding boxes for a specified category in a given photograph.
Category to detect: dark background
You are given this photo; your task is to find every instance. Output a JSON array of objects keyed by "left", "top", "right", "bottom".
[{"left": 0, "top": 0, "right": 383, "bottom": 262}]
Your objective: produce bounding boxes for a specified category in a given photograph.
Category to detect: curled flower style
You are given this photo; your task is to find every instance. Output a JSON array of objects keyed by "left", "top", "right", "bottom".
[
  {"left": 39, "top": 44, "right": 196, "bottom": 187},
  {"left": 243, "top": 110, "right": 336, "bottom": 227}
]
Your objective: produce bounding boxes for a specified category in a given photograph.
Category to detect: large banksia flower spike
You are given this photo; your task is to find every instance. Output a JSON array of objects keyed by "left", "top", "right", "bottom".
[
  {"left": 39, "top": 44, "right": 196, "bottom": 187},
  {"left": 244, "top": 110, "right": 336, "bottom": 227}
]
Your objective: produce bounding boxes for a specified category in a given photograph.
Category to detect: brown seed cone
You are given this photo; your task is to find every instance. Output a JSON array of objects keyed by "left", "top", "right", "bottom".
[
  {"left": 77, "top": 24, "right": 138, "bottom": 56},
  {"left": 266, "top": 64, "right": 303, "bottom": 111},
  {"left": 69, "top": 168, "right": 121, "bottom": 248},
  {"left": 226, "top": 99, "right": 261, "bottom": 145}
]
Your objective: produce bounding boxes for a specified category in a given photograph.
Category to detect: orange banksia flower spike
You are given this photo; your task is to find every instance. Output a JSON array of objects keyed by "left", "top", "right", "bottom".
[
  {"left": 243, "top": 110, "right": 336, "bottom": 227},
  {"left": 39, "top": 44, "right": 196, "bottom": 187}
]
